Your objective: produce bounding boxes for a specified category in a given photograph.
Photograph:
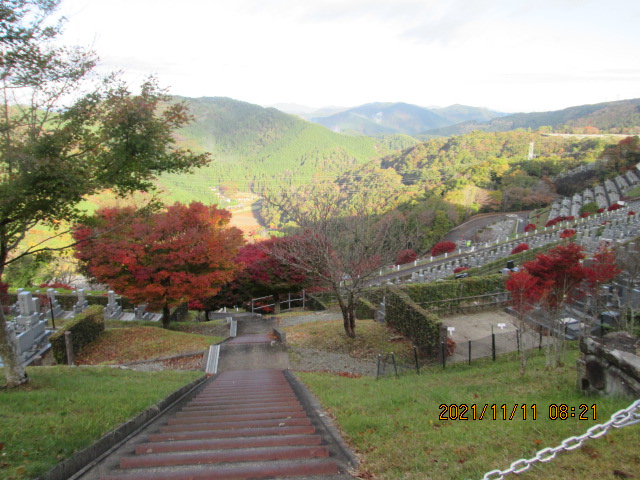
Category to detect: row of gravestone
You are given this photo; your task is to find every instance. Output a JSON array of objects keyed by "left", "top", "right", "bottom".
[
  {"left": 378, "top": 202, "right": 640, "bottom": 287},
  {"left": 548, "top": 168, "right": 640, "bottom": 219},
  {"left": 1, "top": 289, "right": 157, "bottom": 367}
]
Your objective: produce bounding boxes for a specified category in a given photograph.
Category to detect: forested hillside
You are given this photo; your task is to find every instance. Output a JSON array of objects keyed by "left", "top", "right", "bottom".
[
  {"left": 380, "top": 130, "right": 611, "bottom": 211},
  {"left": 259, "top": 130, "right": 639, "bottom": 253},
  {"left": 425, "top": 98, "right": 640, "bottom": 136},
  {"left": 156, "top": 97, "right": 407, "bottom": 202}
]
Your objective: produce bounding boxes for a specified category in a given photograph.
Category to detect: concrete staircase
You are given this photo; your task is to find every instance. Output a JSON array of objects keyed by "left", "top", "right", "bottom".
[{"left": 85, "top": 314, "right": 354, "bottom": 480}]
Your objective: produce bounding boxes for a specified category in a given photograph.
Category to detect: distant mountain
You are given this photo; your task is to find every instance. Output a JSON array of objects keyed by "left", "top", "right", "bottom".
[
  {"left": 269, "top": 103, "right": 349, "bottom": 119},
  {"left": 425, "top": 98, "right": 640, "bottom": 136},
  {"left": 157, "top": 97, "right": 405, "bottom": 202},
  {"left": 431, "top": 104, "right": 509, "bottom": 125},
  {"left": 310, "top": 102, "right": 505, "bottom": 136}
]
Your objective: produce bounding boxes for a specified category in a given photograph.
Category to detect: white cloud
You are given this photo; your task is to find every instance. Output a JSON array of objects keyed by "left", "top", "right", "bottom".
[{"left": 57, "top": 0, "right": 640, "bottom": 112}]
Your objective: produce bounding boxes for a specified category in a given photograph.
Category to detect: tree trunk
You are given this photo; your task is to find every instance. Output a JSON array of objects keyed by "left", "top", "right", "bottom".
[
  {"left": 0, "top": 303, "right": 29, "bottom": 388},
  {"left": 162, "top": 304, "right": 171, "bottom": 329},
  {"left": 335, "top": 289, "right": 356, "bottom": 338}
]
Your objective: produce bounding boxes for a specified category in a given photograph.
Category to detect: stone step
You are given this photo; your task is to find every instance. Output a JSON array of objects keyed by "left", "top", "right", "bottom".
[
  {"left": 188, "top": 392, "right": 295, "bottom": 403},
  {"left": 150, "top": 423, "right": 315, "bottom": 442},
  {"left": 166, "top": 410, "right": 307, "bottom": 425},
  {"left": 181, "top": 399, "right": 300, "bottom": 411},
  {"left": 120, "top": 445, "right": 330, "bottom": 469},
  {"left": 100, "top": 459, "right": 340, "bottom": 480},
  {"left": 136, "top": 433, "right": 323, "bottom": 454},
  {"left": 175, "top": 404, "right": 304, "bottom": 417}
]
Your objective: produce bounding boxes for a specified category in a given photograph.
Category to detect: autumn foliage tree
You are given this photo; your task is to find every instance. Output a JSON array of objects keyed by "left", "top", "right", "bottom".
[
  {"left": 506, "top": 242, "right": 620, "bottom": 367},
  {"left": 233, "top": 237, "right": 310, "bottom": 314},
  {"left": 262, "top": 180, "right": 413, "bottom": 338},
  {"left": 505, "top": 270, "right": 543, "bottom": 374},
  {"left": 73, "top": 203, "right": 244, "bottom": 327}
]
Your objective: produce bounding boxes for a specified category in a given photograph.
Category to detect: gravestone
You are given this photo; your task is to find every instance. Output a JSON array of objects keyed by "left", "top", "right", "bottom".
[
  {"left": 1, "top": 291, "right": 50, "bottom": 366},
  {"left": 46, "top": 288, "right": 64, "bottom": 318},
  {"left": 74, "top": 289, "right": 89, "bottom": 314},
  {"left": 16, "top": 291, "right": 41, "bottom": 326},
  {"left": 105, "top": 291, "right": 123, "bottom": 319},
  {"left": 135, "top": 304, "right": 147, "bottom": 320},
  {"left": 375, "top": 298, "right": 386, "bottom": 323}
]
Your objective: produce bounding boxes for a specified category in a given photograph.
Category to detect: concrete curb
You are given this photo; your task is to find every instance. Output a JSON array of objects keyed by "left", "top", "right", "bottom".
[
  {"left": 37, "top": 375, "right": 209, "bottom": 480},
  {"left": 284, "top": 370, "right": 359, "bottom": 476}
]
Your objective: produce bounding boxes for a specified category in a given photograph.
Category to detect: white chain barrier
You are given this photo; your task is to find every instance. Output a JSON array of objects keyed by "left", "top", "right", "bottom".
[{"left": 481, "top": 399, "right": 640, "bottom": 480}]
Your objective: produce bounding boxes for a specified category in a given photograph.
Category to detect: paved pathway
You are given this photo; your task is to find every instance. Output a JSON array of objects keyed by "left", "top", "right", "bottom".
[{"left": 76, "top": 315, "right": 356, "bottom": 480}]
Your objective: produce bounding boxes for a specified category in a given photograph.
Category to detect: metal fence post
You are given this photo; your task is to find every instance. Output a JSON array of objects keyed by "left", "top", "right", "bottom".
[
  {"left": 491, "top": 329, "right": 496, "bottom": 361},
  {"left": 413, "top": 346, "right": 420, "bottom": 374}
]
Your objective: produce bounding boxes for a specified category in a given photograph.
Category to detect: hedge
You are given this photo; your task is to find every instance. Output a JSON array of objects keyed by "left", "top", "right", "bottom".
[
  {"left": 50, "top": 305, "right": 105, "bottom": 364},
  {"left": 305, "top": 292, "right": 336, "bottom": 311},
  {"left": 355, "top": 297, "right": 376, "bottom": 319},
  {"left": 384, "top": 288, "right": 442, "bottom": 355}
]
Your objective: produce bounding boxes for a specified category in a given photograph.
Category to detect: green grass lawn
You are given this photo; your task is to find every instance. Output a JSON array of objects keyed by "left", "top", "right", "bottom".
[
  {"left": 298, "top": 346, "right": 639, "bottom": 480},
  {"left": 0, "top": 367, "right": 202, "bottom": 480}
]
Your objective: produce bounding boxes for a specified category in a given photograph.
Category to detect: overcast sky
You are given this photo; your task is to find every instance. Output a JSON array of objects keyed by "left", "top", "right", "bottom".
[{"left": 57, "top": 0, "right": 640, "bottom": 113}]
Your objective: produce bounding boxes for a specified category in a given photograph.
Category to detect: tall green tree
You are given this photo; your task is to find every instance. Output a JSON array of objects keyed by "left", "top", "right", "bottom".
[{"left": 0, "top": 0, "right": 209, "bottom": 387}]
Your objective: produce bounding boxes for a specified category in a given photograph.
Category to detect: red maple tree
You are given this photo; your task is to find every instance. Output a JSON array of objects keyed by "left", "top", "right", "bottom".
[
  {"left": 431, "top": 241, "right": 456, "bottom": 257},
  {"left": 73, "top": 202, "right": 245, "bottom": 327},
  {"left": 395, "top": 249, "right": 417, "bottom": 265},
  {"left": 234, "top": 237, "right": 310, "bottom": 314},
  {"left": 506, "top": 242, "right": 620, "bottom": 366},
  {"left": 511, "top": 243, "right": 529, "bottom": 255}
]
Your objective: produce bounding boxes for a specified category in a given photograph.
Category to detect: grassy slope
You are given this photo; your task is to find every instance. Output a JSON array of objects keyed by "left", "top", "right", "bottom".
[
  {"left": 284, "top": 318, "right": 416, "bottom": 364},
  {"left": 298, "top": 346, "right": 638, "bottom": 480},
  {"left": 0, "top": 367, "right": 202, "bottom": 480},
  {"left": 74, "top": 326, "right": 220, "bottom": 365}
]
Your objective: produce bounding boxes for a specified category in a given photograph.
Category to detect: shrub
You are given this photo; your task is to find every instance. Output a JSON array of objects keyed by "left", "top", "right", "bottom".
[
  {"left": 50, "top": 305, "right": 105, "bottom": 364},
  {"left": 524, "top": 223, "right": 536, "bottom": 232},
  {"left": 511, "top": 243, "right": 529, "bottom": 254},
  {"left": 431, "top": 241, "right": 456, "bottom": 257},
  {"left": 597, "top": 208, "right": 605, "bottom": 213},
  {"left": 629, "top": 211, "right": 636, "bottom": 216},
  {"left": 560, "top": 228, "right": 576, "bottom": 239},
  {"left": 39, "top": 282, "right": 73, "bottom": 290},
  {"left": 580, "top": 201, "right": 599, "bottom": 216},
  {"left": 395, "top": 249, "right": 417, "bottom": 265},
  {"left": 453, "top": 266, "right": 469, "bottom": 274},
  {"left": 608, "top": 203, "right": 623, "bottom": 211}
]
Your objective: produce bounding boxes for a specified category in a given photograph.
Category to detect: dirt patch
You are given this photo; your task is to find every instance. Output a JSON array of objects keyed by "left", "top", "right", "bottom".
[{"left": 440, "top": 310, "right": 518, "bottom": 342}]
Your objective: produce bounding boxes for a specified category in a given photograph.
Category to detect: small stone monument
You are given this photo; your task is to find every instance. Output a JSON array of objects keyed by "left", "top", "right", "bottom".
[
  {"left": 16, "top": 291, "right": 41, "bottom": 326},
  {"left": 46, "top": 288, "right": 64, "bottom": 318},
  {"left": 74, "top": 289, "right": 89, "bottom": 314},
  {"left": 578, "top": 332, "right": 640, "bottom": 397},
  {"left": 105, "top": 291, "right": 123, "bottom": 319},
  {"left": 375, "top": 297, "right": 386, "bottom": 323},
  {"left": 135, "top": 304, "right": 148, "bottom": 320},
  {"left": 2, "top": 291, "right": 49, "bottom": 366}
]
